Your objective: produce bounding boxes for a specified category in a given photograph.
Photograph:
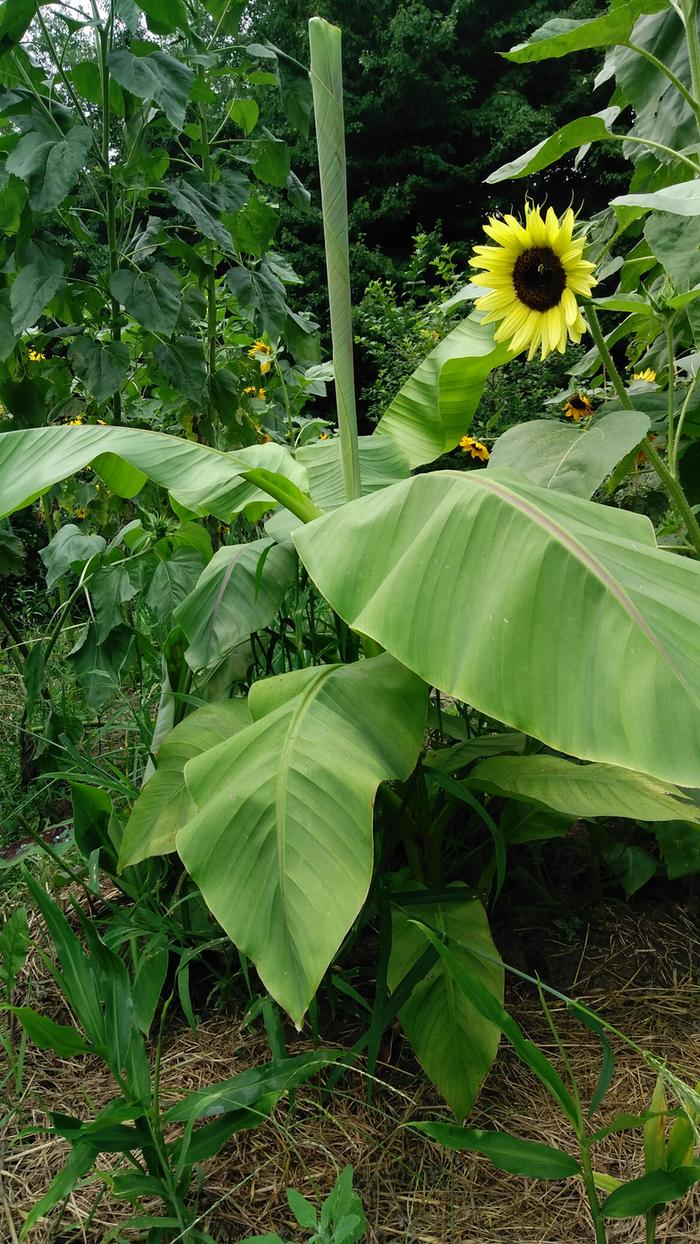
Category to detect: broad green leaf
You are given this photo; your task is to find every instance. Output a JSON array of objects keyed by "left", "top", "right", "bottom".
[
  {"left": 145, "top": 546, "right": 205, "bottom": 627},
  {"left": 107, "top": 50, "right": 193, "bottom": 130},
  {"left": 293, "top": 471, "right": 700, "bottom": 786},
  {"left": 486, "top": 109, "right": 619, "bottom": 183},
  {"left": 297, "top": 436, "right": 410, "bottom": 509},
  {"left": 412, "top": 1121, "right": 580, "bottom": 1178},
  {"left": 416, "top": 924, "right": 578, "bottom": 1125},
  {"left": 136, "top": 0, "right": 189, "bottom": 35},
  {"left": 253, "top": 137, "right": 291, "bottom": 188},
  {"left": 389, "top": 887, "right": 503, "bottom": 1118},
  {"left": 68, "top": 621, "right": 133, "bottom": 710},
  {"left": 110, "top": 264, "right": 180, "bottom": 336},
  {"left": 0, "top": 169, "right": 27, "bottom": 232},
  {"left": 375, "top": 316, "right": 513, "bottom": 469},
  {"left": 6, "top": 126, "right": 91, "bottom": 212},
  {"left": 470, "top": 755, "right": 700, "bottom": 824},
  {"left": 504, "top": 2, "right": 667, "bottom": 62},
  {"left": 644, "top": 213, "right": 700, "bottom": 291},
  {"left": 68, "top": 337, "right": 129, "bottom": 401},
  {"left": 40, "top": 523, "right": 105, "bottom": 590},
  {"left": 167, "top": 173, "right": 248, "bottom": 251},
  {"left": 500, "top": 801, "right": 573, "bottom": 845},
  {"left": 601, "top": 841, "right": 657, "bottom": 896},
  {"left": 426, "top": 733, "right": 528, "bottom": 773},
  {"left": 230, "top": 191, "right": 278, "bottom": 256},
  {"left": 309, "top": 18, "right": 360, "bottom": 501},
  {"left": 613, "top": 182, "right": 700, "bottom": 216},
  {"left": 230, "top": 97, "right": 259, "bottom": 135},
  {"left": 177, "top": 654, "right": 427, "bottom": 1023},
  {"left": 0, "top": 907, "right": 29, "bottom": 987},
  {"left": 603, "top": 1164, "right": 700, "bottom": 1217},
  {"left": 0, "top": 425, "right": 310, "bottom": 523},
  {"left": 653, "top": 821, "right": 700, "bottom": 878},
  {"left": 0, "top": 0, "right": 37, "bottom": 53},
  {"left": 287, "top": 1188, "right": 317, "bottom": 1230},
  {"left": 10, "top": 258, "right": 64, "bottom": 333},
  {"left": 119, "top": 700, "right": 251, "bottom": 868},
  {"left": 70, "top": 60, "right": 124, "bottom": 114},
  {"left": 175, "top": 536, "right": 296, "bottom": 672},
  {"left": 90, "top": 562, "right": 140, "bottom": 642},
  {"left": 609, "top": 10, "right": 697, "bottom": 163},
  {"left": 154, "top": 337, "right": 207, "bottom": 402},
  {"left": 488, "top": 412, "right": 650, "bottom": 499}
]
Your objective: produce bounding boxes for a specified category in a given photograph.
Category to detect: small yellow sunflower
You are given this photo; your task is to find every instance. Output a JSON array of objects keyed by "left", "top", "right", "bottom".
[
  {"left": 256, "top": 388, "right": 266, "bottom": 400},
  {"left": 459, "top": 435, "right": 490, "bottom": 461},
  {"left": 562, "top": 393, "right": 594, "bottom": 421},
  {"left": 470, "top": 205, "right": 597, "bottom": 361},
  {"left": 242, "top": 385, "right": 256, "bottom": 396},
  {"left": 248, "top": 339, "right": 273, "bottom": 375},
  {"left": 319, "top": 430, "right": 330, "bottom": 440},
  {"left": 73, "top": 506, "right": 88, "bottom": 519},
  {"left": 633, "top": 368, "right": 656, "bottom": 383},
  {"left": 68, "top": 417, "right": 83, "bottom": 426},
  {"left": 28, "top": 348, "right": 45, "bottom": 362}
]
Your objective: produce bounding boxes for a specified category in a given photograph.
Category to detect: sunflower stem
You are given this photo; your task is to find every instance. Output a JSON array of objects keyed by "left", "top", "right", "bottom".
[
  {"left": 684, "top": 0, "right": 700, "bottom": 137},
  {"left": 665, "top": 322, "right": 676, "bottom": 474},
  {"left": 587, "top": 304, "right": 700, "bottom": 557}
]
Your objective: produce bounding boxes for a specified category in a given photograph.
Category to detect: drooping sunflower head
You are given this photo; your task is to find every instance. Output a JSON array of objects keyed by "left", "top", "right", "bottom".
[
  {"left": 469, "top": 204, "right": 597, "bottom": 361},
  {"left": 633, "top": 368, "right": 656, "bottom": 384},
  {"left": 563, "top": 392, "right": 594, "bottom": 422},
  {"left": 459, "top": 434, "right": 490, "bottom": 461}
]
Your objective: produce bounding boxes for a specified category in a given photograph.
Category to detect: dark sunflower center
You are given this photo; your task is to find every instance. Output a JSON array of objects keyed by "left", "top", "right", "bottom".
[{"left": 512, "top": 246, "right": 566, "bottom": 312}]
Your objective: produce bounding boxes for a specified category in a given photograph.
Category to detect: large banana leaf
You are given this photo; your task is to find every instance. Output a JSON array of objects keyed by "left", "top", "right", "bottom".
[
  {"left": 118, "top": 700, "right": 252, "bottom": 869},
  {"left": 174, "top": 537, "right": 296, "bottom": 671},
  {"left": 177, "top": 654, "right": 427, "bottom": 1024},
  {"left": 389, "top": 886, "right": 503, "bottom": 1118},
  {"left": 297, "top": 435, "right": 409, "bottom": 509},
  {"left": 293, "top": 471, "right": 700, "bottom": 786},
  {"left": 469, "top": 756, "right": 700, "bottom": 823},
  {"left": 374, "top": 316, "right": 512, "bottom": 469},
  {"left": 0, "top": 426, "right": 310, "bottom": 521}
]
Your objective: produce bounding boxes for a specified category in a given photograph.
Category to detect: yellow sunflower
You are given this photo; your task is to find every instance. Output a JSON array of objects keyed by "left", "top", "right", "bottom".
[
  {"left": 459, "top": 435, "right": 490, "bottom": 461},
  {"left": 633, "top": 368, "right": 656, "bottom": 383},
  {"left": 562, "top": 393, "right": 594, "bottom": 421},
  {"left": 470, "top": 205, "right": 597, "bottom": 361},
  {"left": 248, "top": 339, "right": 273, "bottom": 375}
]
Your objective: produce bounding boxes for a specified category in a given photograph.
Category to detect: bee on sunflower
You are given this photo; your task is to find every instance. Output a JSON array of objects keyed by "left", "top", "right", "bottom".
[
  {"left": 562, "top": 393, "right": 594, "bottom": 421},
  {"left": 470, "top": 204, "right": 597, "bottom": 361},
  {"left": 459, "top": 435, "right": 490, "bottom": 461}
]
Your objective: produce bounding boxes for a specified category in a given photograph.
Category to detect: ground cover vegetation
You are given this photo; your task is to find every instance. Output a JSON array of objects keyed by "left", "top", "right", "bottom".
[{"left": 0, "top": 0, "right": 699, "bottom": 1240}]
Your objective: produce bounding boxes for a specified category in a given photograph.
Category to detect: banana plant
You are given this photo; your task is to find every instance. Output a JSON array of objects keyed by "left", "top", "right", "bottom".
[{"left": 2, "top": 14, "right": 700, "bottom": 1124}]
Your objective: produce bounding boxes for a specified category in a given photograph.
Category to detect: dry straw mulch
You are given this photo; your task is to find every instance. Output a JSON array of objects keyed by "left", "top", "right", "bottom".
[{"left": 1, "top": 901, "right": 699, "bottom": 1244}]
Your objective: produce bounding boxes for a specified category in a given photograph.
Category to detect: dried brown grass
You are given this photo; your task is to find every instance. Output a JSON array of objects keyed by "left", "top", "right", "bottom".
[{"left": 1, "top": 902, "right": 698, "bottom": 1244}]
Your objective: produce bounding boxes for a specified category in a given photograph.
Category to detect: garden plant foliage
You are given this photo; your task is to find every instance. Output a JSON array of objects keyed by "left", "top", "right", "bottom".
[{"left": 0, "top": 0, "right": 700, "bottom": 1240}]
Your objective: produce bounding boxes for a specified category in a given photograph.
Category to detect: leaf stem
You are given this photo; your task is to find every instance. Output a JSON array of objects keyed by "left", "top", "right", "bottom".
[
  {"left": 670, "top": 365, "right": 700, "bottom": 476},
  {"left": 624, "top": 40, "right": 700, "bottom": 131},
  {"left": 612, "top": 133, "right": 700, "bottom": 175},
  {"left": 586, "top": 304, "right": 700, "bottom": 556}
]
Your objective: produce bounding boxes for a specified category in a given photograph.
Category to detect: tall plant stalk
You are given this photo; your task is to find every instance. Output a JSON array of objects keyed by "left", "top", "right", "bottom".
[
  {"left": 97, "top": 1, "right": 122, "bottom": 424},
  {"left": 308, "top": 17, "right": 361, "bottom": 502}
]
